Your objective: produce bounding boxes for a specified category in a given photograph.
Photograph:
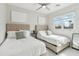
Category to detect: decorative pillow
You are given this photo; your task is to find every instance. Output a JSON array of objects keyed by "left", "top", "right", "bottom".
[
  {"left": 16, "top": 31, "right": 25, "bottom": 39},
  {"left": 45, "top": 31, "right": 48, "bottom": 35},
  {"left": 46, "top": 30, "right": 53, "bottom": 35},
  {"left": 47, "top": 30, "right": 53, "bottom": 35},
  {"left": 39, "top": 31, "right": 47, "bottom": 36},
  {"left": 7, "top": 31, "right": 16, "bottom": 39}
]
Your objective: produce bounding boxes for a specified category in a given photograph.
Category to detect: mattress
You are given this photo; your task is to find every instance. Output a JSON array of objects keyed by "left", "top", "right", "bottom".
[
  {"left": 37, "top": 32, "right": 70, "bottom": 46},
  {"left": 0, "top": 36, "right": 46, "bottom": 56}
]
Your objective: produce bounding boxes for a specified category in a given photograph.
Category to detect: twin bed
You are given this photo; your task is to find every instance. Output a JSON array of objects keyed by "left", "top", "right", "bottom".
[
  {"left": 37, "top": 31, "right": 70, "bottom": 54},
  {"left": 35, "top": 25, "right": 70, "bottom": 54}
]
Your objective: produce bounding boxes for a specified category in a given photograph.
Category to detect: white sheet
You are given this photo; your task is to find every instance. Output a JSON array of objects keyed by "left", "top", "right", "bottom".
[
  {"left": 37, "top": 32, "right": 70, "bottom": 46},
  {"left": 0, "top": 36, "right": 46, "bottom": 56}
]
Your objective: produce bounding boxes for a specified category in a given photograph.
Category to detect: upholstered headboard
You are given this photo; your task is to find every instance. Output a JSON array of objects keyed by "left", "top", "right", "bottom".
[
  {"left": 6, "top": 24, "right": 30, "bottom": 31},
  {"left": 35, "top": 25, "right": 48, "bottom": 32}
]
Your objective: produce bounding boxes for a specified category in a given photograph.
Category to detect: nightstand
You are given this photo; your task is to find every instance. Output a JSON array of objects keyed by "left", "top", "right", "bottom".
[{"left": 31, "top": 30, "right": 37, "bottom": 38}]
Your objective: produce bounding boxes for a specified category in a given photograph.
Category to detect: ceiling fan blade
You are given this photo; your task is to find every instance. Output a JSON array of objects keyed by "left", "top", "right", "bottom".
[
  {"left": 46, "top": 6, "right": 50, "bottom": 10},
  {"left": 36, "top": 6, "right": 42, "bottom": 11}
]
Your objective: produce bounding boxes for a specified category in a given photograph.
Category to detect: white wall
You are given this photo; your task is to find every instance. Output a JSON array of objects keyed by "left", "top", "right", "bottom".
[
  {"left": 0, "top": 4, "right": 6, "bottom": 44},
  {"left": 6, "top": 4, "right": 47, "bottom": 30},
  {"left": 47, "top": 4, "right": 79, "bottom": 39}
]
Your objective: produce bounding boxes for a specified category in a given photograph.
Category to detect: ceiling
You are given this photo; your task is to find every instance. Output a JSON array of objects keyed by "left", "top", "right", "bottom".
[{"left": 8, "top": 3, "right": 73, "bottom": 15}]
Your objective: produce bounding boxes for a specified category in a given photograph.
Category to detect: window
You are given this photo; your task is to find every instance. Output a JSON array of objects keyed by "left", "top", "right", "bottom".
[
  {"left": 11, "top": 10, "right": 27, "bottom": 23},
  {"left": 53, "top": 17, "right": 62, "bottom": 25},
  {"left": 52, "top": 17, "right": 62, "bottom": 29},
  {"left": 51, "top": 11, "right": 76, "bottom": 29},
  {"left": 63, "top": 12, "right": 75, "bottom": 29}
]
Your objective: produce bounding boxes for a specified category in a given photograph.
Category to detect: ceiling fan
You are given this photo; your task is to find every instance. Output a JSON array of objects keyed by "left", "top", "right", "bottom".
[{"left": 36, "top": 3, "right": 50, "bottom": 11}]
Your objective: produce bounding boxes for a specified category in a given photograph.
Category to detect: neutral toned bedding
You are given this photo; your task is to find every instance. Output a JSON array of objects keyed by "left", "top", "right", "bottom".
[
  {"left": 37, "top": 31, "right": 70, "bottom": 46},
  {"left": 0, "top": 36, "right": 46, "bottom": 56}
]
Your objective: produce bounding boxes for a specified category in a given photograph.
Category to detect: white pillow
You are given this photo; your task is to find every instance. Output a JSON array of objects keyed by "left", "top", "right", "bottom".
[
  {"left": 39, "top": 30, "right": 53, "bottom": 36},
  {"left": 47, "top": 30, "right": 53, "bottom": 35},
  {"left": 24, "top": 30, "right": 31, "bottom": 37},
  {"left": 39, "top": 31, "right": 47, "bottom": 36},
  {"left": 7, "top": 31, "right": 16, "bottom": 39},
  {"left": 20, "top": 30, "right": 31, "bottom": 37}
]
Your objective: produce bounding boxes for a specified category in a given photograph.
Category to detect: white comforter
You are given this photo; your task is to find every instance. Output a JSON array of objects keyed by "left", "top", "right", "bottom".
[
  {"left": 0, "top": 36, "right": 46, "bottom": 56},
  {"left": 37, "top": 32, "right": 70, "bottom": 46}
]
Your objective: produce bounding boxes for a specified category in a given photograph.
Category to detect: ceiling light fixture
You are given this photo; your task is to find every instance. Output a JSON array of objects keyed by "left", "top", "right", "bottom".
[
  {"left": 42, "top": 6, "right": 46, "bottom": 8},
  {"left": 35, "top": 3, "right": 50, "bottom": 11}
]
